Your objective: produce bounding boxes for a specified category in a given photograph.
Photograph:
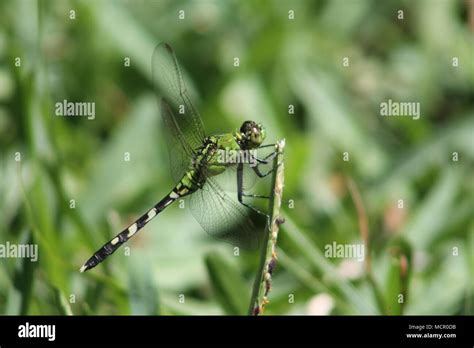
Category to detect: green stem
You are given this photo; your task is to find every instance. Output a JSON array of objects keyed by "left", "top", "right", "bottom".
[
  {"left": 248, "top": 139, "right": 285, "bottom": 315},
  {"left": 346, "top": 177, "right": 386, "bottom": 314}
]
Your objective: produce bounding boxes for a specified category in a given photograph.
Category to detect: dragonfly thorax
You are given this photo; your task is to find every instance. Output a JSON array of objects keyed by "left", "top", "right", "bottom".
[{"left": 237, "top": 120, "right": 266, "bottom": 150}]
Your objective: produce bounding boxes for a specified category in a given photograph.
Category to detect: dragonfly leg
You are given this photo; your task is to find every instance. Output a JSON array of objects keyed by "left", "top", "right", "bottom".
[
  {"left": 255, "top": 145, "right": 284, "bottom": 168},
  {"left": 242, "top": 193, "right": 271, "bottom": 199},
  {"left": 261, "top": 150, "right": 278, "bottom": 159},
  {"left": 248, "top": 151, "right": 277, "bottom": 178},
  {"left": 255, "top": 151, "right": 276, "bottom": 164},
  {"left": 252, "top": 164, "right": 274, "bottom": 178},
  {"left": 242, "top": 192, "right": 291, "bottom": 205},
  {"left": 258, "top": 143, "right": 276, "bottom": 149},
  {"left": 237, "top": 163, "right": 270, "bottom": 223},
  {"left": 239, "top": 201, "right": 270, "bottom": 221}
]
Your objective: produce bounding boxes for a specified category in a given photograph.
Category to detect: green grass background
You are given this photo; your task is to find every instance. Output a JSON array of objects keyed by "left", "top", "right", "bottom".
[{"left": 0, "top": 0, "right": 473, "bottom": 315}]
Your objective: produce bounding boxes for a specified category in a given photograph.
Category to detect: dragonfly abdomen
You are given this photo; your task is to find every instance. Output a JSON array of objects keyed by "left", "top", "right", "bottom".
[{"left": 80, "top": 183, "right": 194, "bottom": 272}]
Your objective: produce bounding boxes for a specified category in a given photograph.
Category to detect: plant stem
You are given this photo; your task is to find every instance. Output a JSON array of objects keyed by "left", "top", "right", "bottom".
[
  {"left": 346, "top": 176, "right": 386, "bottom": 314},
  {"left": 248, "top": 139, "right": 285, "bottom": 315}
]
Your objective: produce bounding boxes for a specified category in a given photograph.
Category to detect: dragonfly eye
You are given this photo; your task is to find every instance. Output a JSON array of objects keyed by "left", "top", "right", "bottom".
[
  {"left": 239, "top": 120, "right": 265, "bottom": 147},
  {"left": 240, "top": 120, "right": 255, "bottom": 134},
  {"left": 259, "top": 125, "right": 266, "bottom": 142}
]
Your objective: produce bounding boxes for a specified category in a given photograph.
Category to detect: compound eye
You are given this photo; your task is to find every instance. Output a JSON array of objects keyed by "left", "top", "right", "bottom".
[
  {"left": 240, "top": 121, "right": 253, "bottom": 133},
  {"left": 251, "top": 131, "right": 261, "bottom": 143}
]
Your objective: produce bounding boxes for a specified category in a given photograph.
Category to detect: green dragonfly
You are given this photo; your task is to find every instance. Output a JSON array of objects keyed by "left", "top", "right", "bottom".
[{"left": 80, "top": 43, "right": 276, "bottom": 272}]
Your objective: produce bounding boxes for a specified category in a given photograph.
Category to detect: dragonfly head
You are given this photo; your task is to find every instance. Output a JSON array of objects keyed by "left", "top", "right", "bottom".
[{"left": 239, "top": 120, "right": 266, "bottom": 149}]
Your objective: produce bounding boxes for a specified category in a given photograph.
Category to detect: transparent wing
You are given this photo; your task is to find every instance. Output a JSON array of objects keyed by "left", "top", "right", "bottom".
[
  {"left": 188, "top": 178, "right": 263, "bottom": 250},
  {"left": 209, "top": 163, "right": 258, "bottom": 192},
  {"left": 159, "top": 99, "right": 194, "bottom": 182},
  {"left": 152, "top": 43, "right": 206, "bottom": 151}
]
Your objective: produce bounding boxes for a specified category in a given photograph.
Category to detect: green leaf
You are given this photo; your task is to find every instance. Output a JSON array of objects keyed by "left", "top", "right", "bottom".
[
  {"left": 11, "top": 233, "right": 37, "bottom": 315},
  {"left": 127, "top": 253, "right": 160, "bottom": 315},
  {"left": 383, "top": 237, "right": 412, "bottom": 315},
  {"left": 205, "top": 251, "right": 248, "bottom": 315},
  {"left": 53, "top": 287, "right": 73, "bottom": 316},
  {"left": 403, "top": 168, "right": 461, "bottom": 248}
]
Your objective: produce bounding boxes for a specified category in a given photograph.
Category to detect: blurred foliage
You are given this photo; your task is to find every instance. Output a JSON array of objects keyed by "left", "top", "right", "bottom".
[{"left": 0, "top": 0, "right": 473, "bottom": 315}]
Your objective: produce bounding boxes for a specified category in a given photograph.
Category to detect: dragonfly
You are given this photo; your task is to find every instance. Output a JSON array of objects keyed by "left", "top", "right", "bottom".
[{"left": 80, "top": 43, "right": 276, "bottom": 272}]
